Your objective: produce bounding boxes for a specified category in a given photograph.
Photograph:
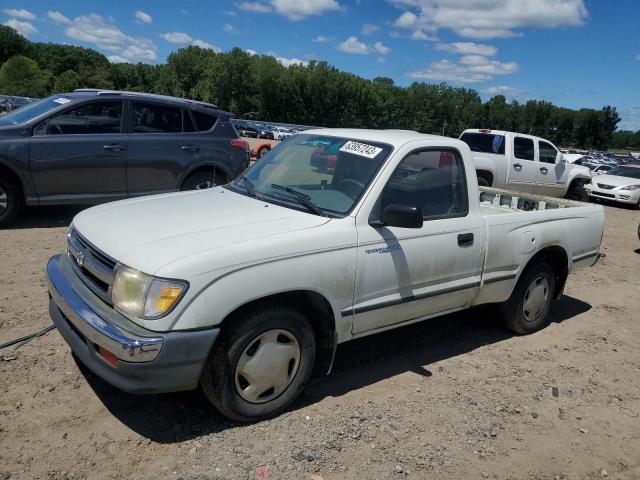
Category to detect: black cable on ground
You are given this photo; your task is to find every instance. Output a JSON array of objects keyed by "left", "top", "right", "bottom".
[{"left": 0, "top": 324, "right": 56, "bottom": 350}]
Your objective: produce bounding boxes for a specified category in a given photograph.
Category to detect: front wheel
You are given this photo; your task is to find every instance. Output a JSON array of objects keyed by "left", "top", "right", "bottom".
[
  {"left": 181, "top": 171, "right": 226, "bottom": 191},
  {"left": 200, "top": 305, "right": 316, "bottom": 422},
  {"left": 256, "top": 146, "right": 270, "bottom": 159},
  {"left": 477, "top": 176, "right": 490, "bottom": 187},
  {"left": 498, "top": 262, "right": 555, "bottom": 334},
  {"left": 0, "top": 175, "right": 20, "bottom": 228}
]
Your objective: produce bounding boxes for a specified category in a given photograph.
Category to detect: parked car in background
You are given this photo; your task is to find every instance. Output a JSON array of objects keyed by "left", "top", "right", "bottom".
[
  {"left": 272, "top": 126, "right": 295, "bottom": 141},
  {"left": 0, "top": 95, "right": 35, "bottom": 112},
  {"left": 0, "top": 89, "right": 250, "bottom": 227},
  {"left": 584, "top": 165, "right": 640, "bottom": 207},
  {"left": 46, "top": 128, "right": 605, "bottom": 421},
  {"left": 460, "top": 129, "right": 592, "bottom": 200},
  {"left": 233, "top": 121, "right": 259, "bottom": 138},
  {"left": 254, "top": 124, "right": 275, "bottom": 140},
  {"left": 591, "top": 164, "right": 614, "bottom": 175}
]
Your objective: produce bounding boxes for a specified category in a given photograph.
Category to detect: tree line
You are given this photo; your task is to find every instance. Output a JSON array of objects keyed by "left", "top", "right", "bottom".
[{"left": 0, "top": 25, "right": 632, "bottom": 150}]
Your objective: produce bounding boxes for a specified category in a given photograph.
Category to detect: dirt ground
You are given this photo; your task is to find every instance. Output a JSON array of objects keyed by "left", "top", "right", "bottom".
[{"left": 1, "top": 201, "right": 639, "bottom": 480}]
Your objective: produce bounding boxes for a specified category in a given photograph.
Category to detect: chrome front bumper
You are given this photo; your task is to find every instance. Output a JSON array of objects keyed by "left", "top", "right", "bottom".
[{"left": 47, "top": 254, "right": 219, "bottom": 394}]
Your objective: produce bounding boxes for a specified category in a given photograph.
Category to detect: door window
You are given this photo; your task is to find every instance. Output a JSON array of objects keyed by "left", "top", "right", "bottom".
[
  {"left": 513, "top": 137, "right": 535, "bottom": 161},
  {"left": 191, "top": 110, "right": 217, "bottom": 131},
  {"left": 34, "top": 101, "right": 123, "bottom": 135},
  {"left": 380, "top": 149, "right": 468, "bottom": 219},
  {"left": 539, "top": 141, "right": 558, "bottom": 164},
  {"left": 132, "top": 102, "right": 182, "bottom": 133}
]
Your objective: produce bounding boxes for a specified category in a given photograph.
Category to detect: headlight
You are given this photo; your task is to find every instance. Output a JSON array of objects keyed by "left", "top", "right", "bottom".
[
  {"left": 112, "top": 265, "right": 188, "bottom": 319},
  {"left": 620, "top": 185, "right": 640, "bottom": 191}
]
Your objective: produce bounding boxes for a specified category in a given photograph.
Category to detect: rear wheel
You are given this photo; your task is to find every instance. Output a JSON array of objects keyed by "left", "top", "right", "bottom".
[
  {"left": 200, "top": 304, "right": 316, "bottom": 422},
  {"left": 181, "top": 171, "right": 227, "bottom": 191},
  {"left": 0, "top": 175, "right": 20, "bottom": 228},
  {"left": 498, "top": 262, "right": 555, "bottom": 334},
  {"left": 257, "top": 146, "right": 270, "bottom": 159}
]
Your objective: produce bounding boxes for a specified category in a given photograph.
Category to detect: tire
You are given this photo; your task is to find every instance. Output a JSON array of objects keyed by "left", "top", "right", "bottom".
[
  {"left": 566, "top": 181, "right": 588, "bottom": 202},
  {"left": 180, "top": 171, "right": 227, "bottom": 191},
  {"left": 477, "top": 176, "right": 490, "bottom": 187},
  {"left": 0, "top": 175, "right": 20, "bottom": 228},
  {"left": 498, "top": 262, "right": 555, "bottom": 334},
  {"left": 257, "top": 146, "right": 270, "bottom": 159},
  {"left": 200, "top": 304, "right": 316, "bottom": 422}
]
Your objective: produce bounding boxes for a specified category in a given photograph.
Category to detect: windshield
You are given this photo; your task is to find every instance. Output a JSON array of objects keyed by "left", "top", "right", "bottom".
[
  {"left": 607, "top": 166, "right": 640, "bottom": 179},
  {"left": 460, "top": 132, "right": 505, "bottom": 155},
  {"left": 227, "top": 134, "right": 392, "bottom": 215},
  {"left": 0, "top": 95, "right": 72, "bottom": 126}
]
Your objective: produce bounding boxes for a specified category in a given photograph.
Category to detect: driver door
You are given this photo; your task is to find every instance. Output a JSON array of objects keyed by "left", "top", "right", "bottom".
[{"left": 350, "top": 148, "right": 485, "bottom": 334}]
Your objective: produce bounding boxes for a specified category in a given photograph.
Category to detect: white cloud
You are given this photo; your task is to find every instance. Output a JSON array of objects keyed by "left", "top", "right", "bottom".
[
  {"left": 4, "top": 18, "right": 37, "bottom": 37},
  {"left": 224, "top": 10, "right": 237, "bottom": 16},
  {"left": 362, "top": 23, "right": 379, "bottom": 35},
  {"left": 192, "top": 39, "right": 222, "bottom": 52},
  {"left": 2, "top": 8, "right": 35, "bottom": 20},
  {"left": 338, "top": 36, "right": 369, "bottom": 55},
  {"left": 64, "top": 14, "right": 157, "bottom": 63},
  {"left": 483, "top": 85, "right": 526, "bottom": 100},
  {"left": 390, "top": 0, "right": 588, "bottom": 39},
  {"left": 134, "top": 10, "right": 152, "bottom": 24},
  {"left": 373, "top": 41, "right": 390, "bottom": 55},
  {"left": 237, "top": 2, "right": 272, "bottom": 13},
  {"left": 160, "top": 31, "right": 193, "bottom": 43},
  {"left": 636, "top": 53, "right": 640, "bottom": 61},
  {"left": 618, "top": 106, "right": 640, "bottom": 131},
  {"left": 378, "top": 57, "right": 387, "bottom": 63},
  {"left": 407, "top": 56, "right": 518, "bottom": 83},
  {"left": 313, "top": 35, "right": 333, "bottom": 43},
  {"left": 223, "top": 23, "right": 237, "bottom": 34},
  {"left": 47, "top": 10, "right": 71, "bottom": 25},
  {"left": 389, "top": 30, "right": 401, "bottom": 38},
  {"left": 245, "top": 49, "right": 258, "bottom": 56},
  {"left": 107, "top": 55, "right": 128, "bottom": 63},
  {"left": 270, "top": 0, "right": 341, "bottom": 21},
  {"left": 436, "top": 42, "right": 497, "bottom": 56},
  {"left": 267, "top": 51, "right": 308, "bottom": 67},
  {"left": 410, "top": 29, "right": 437, "bottom": 41}
]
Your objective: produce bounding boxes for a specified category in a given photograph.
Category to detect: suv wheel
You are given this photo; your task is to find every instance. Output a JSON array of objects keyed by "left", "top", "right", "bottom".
[
  {"left": 200, "top": 304, "right": 316, "bottom": 422},
  {"left": 181, "top": 171, "right": 227, "bottom": 191},
  {"left": 257, "top": 146, "right": 270, "bottom": 159},
  {"left": 0, "top": 176, "right": 20, "bottom": 227},
  {"left": 498, "top": 262, "right": 555, "bottom": 334}
]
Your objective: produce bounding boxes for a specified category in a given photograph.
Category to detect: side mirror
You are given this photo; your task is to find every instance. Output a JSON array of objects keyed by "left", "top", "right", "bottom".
[
  {"left": 377, "top": 204, "right": 423, "bottom": 229},
  {"left": 556, "top": 152, "right": 566, "bottom": 164}
]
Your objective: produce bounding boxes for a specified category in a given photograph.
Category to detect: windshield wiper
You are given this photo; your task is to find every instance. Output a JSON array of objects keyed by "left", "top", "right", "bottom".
[
  {"left": 270, "top": 184, "right": 326, "bottom": 217},
  {"left": 237, "top": 174, "right": 257, "bottom": 197}
]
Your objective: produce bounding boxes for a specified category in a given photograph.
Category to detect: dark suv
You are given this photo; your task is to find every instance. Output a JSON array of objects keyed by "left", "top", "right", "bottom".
[{"left": 0, "top": 89, "right": 250, "bottom": 226}]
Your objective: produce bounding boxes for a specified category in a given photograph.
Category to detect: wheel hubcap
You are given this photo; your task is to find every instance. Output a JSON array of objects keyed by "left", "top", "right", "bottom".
[
  {"left": 0, "top": 186, "right": 7, "bottom": 214},
  {"left": 234, "top": 329, "right": 301, "bottom": 404},
  {"left": 523, "top": 275, "right": 549, "bottom": 322}
]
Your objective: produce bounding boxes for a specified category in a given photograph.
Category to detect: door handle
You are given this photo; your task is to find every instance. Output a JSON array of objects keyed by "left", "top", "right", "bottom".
[
  {"left": 102, "top": 144, "right": 124, "bottom": 151},
  {"left": 513, "top": 163, "right": 522, "bottom": 170},
  {"left": 540, "top": 167, "right": 548, "bottom": 174},
  {"left": 181, "top": 144, "right": 200, "bottom": 152},
  {"left": 458, "top": 233, "right": 474, "bottom": 247}
]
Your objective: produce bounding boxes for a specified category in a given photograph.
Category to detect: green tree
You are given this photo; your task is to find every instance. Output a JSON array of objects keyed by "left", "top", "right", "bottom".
[
  {"left": 0, "top": 26, "right": 28, "bottom": 64},
  {"left": 53, "top": 69, "right": 81, "bottom": 93},
  {"left": 0, "top": 55, "right": 50, "bottom": 97}
]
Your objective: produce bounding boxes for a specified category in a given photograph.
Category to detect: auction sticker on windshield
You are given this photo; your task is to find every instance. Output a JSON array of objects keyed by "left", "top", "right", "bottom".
[
  {"left": 53, "top": 98, "right": 71, "bottom": 104},
  {"left": 340, "top": 141, "right": 383, "bottom": 159}
]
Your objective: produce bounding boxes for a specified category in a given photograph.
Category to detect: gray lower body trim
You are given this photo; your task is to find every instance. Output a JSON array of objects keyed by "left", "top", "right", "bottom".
[{"left": 572, "top": 251, "right": 598, "bottom": 263}]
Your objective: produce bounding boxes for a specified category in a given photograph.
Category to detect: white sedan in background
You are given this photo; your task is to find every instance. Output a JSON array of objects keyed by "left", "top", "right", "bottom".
[
  {"left": 272, "top": 126, "right": 295, "bottom": 141},
  {"left": 585, "top": 165, "right": 640, "bottom": 207}
]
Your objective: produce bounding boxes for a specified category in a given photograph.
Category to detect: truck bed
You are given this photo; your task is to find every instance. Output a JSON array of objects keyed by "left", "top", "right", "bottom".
[{"left": 478, "top": 186, "right": 586, "bottom": 214}]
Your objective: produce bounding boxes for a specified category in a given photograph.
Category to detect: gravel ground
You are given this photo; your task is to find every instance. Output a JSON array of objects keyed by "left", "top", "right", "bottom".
[{"left": 1, "top": 202, "right": 639, "bottom": 480}]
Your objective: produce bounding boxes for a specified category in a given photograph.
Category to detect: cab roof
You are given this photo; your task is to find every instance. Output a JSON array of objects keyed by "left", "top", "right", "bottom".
[{"left": 302, "top": 128, "right": 454, "bottom": 149}]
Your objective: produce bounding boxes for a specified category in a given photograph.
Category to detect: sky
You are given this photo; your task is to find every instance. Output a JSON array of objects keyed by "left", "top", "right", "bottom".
[{"left": 2, "top": 0, "right": 639, "bottom": 130}]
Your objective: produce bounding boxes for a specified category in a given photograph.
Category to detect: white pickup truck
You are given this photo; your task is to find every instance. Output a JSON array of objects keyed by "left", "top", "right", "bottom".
[
  {"left": 459, "top": 129, "right": 592, "bottom": 200},
  {"left": 47, "top": 129, "right": 605, "bottom": 421}
]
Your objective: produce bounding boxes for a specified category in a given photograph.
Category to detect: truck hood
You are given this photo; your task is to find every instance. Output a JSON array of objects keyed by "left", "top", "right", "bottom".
[
  {"left": 592, "top": 174, "right": 640, "bottom": 188},
  {"left": 72, "top": 187, "right": 331, "bottom": 275}
]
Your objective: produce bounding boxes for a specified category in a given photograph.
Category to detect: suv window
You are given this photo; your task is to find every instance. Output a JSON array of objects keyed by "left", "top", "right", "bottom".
[
  {"left": 514, "top": 137, "right": 535, "bottom": 161},
  {"left": 182, "top": 110, "right": 196, "bottom": 132},
  {"left": 539, "top": 141, "right": 558, "bottom": 164},
  {"left": 191, "top": 110, "right": 217, "bottom": 131},
  {"left": 34, "top": 101, "right": 123, "bottom": 135},
  {"left": 380, "top": 149, "right": 468, "bottom": 219},
  {"left": 460, "top": 132, "right": 505, "bottom": 155},
  {"left": 132, "top": 102, "right": 182, "bottom": 133}
]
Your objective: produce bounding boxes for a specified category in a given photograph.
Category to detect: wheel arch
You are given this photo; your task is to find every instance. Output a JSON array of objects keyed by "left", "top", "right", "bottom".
[
  {"left": 218, "top": 290, "right": 337, "bottom": 377},
  {"left": 476, "top": 169, "right": 494, "bottom": 186},
  {"left": 519, "top": 246, "right": 569, "bottom": 300},
  {"left": 179, "top": 161, "right": 234, "bottom": 189}
]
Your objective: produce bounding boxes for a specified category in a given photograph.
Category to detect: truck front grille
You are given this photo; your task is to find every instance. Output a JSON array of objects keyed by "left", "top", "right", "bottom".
[{"left": 67, "top": 229, "right": 116, "bottom": 305}]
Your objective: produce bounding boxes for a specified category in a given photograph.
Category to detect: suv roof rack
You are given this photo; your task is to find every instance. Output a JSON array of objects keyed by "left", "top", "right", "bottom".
[{"left": 73, "top": 89, "right": 219, "bottom": 109}]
